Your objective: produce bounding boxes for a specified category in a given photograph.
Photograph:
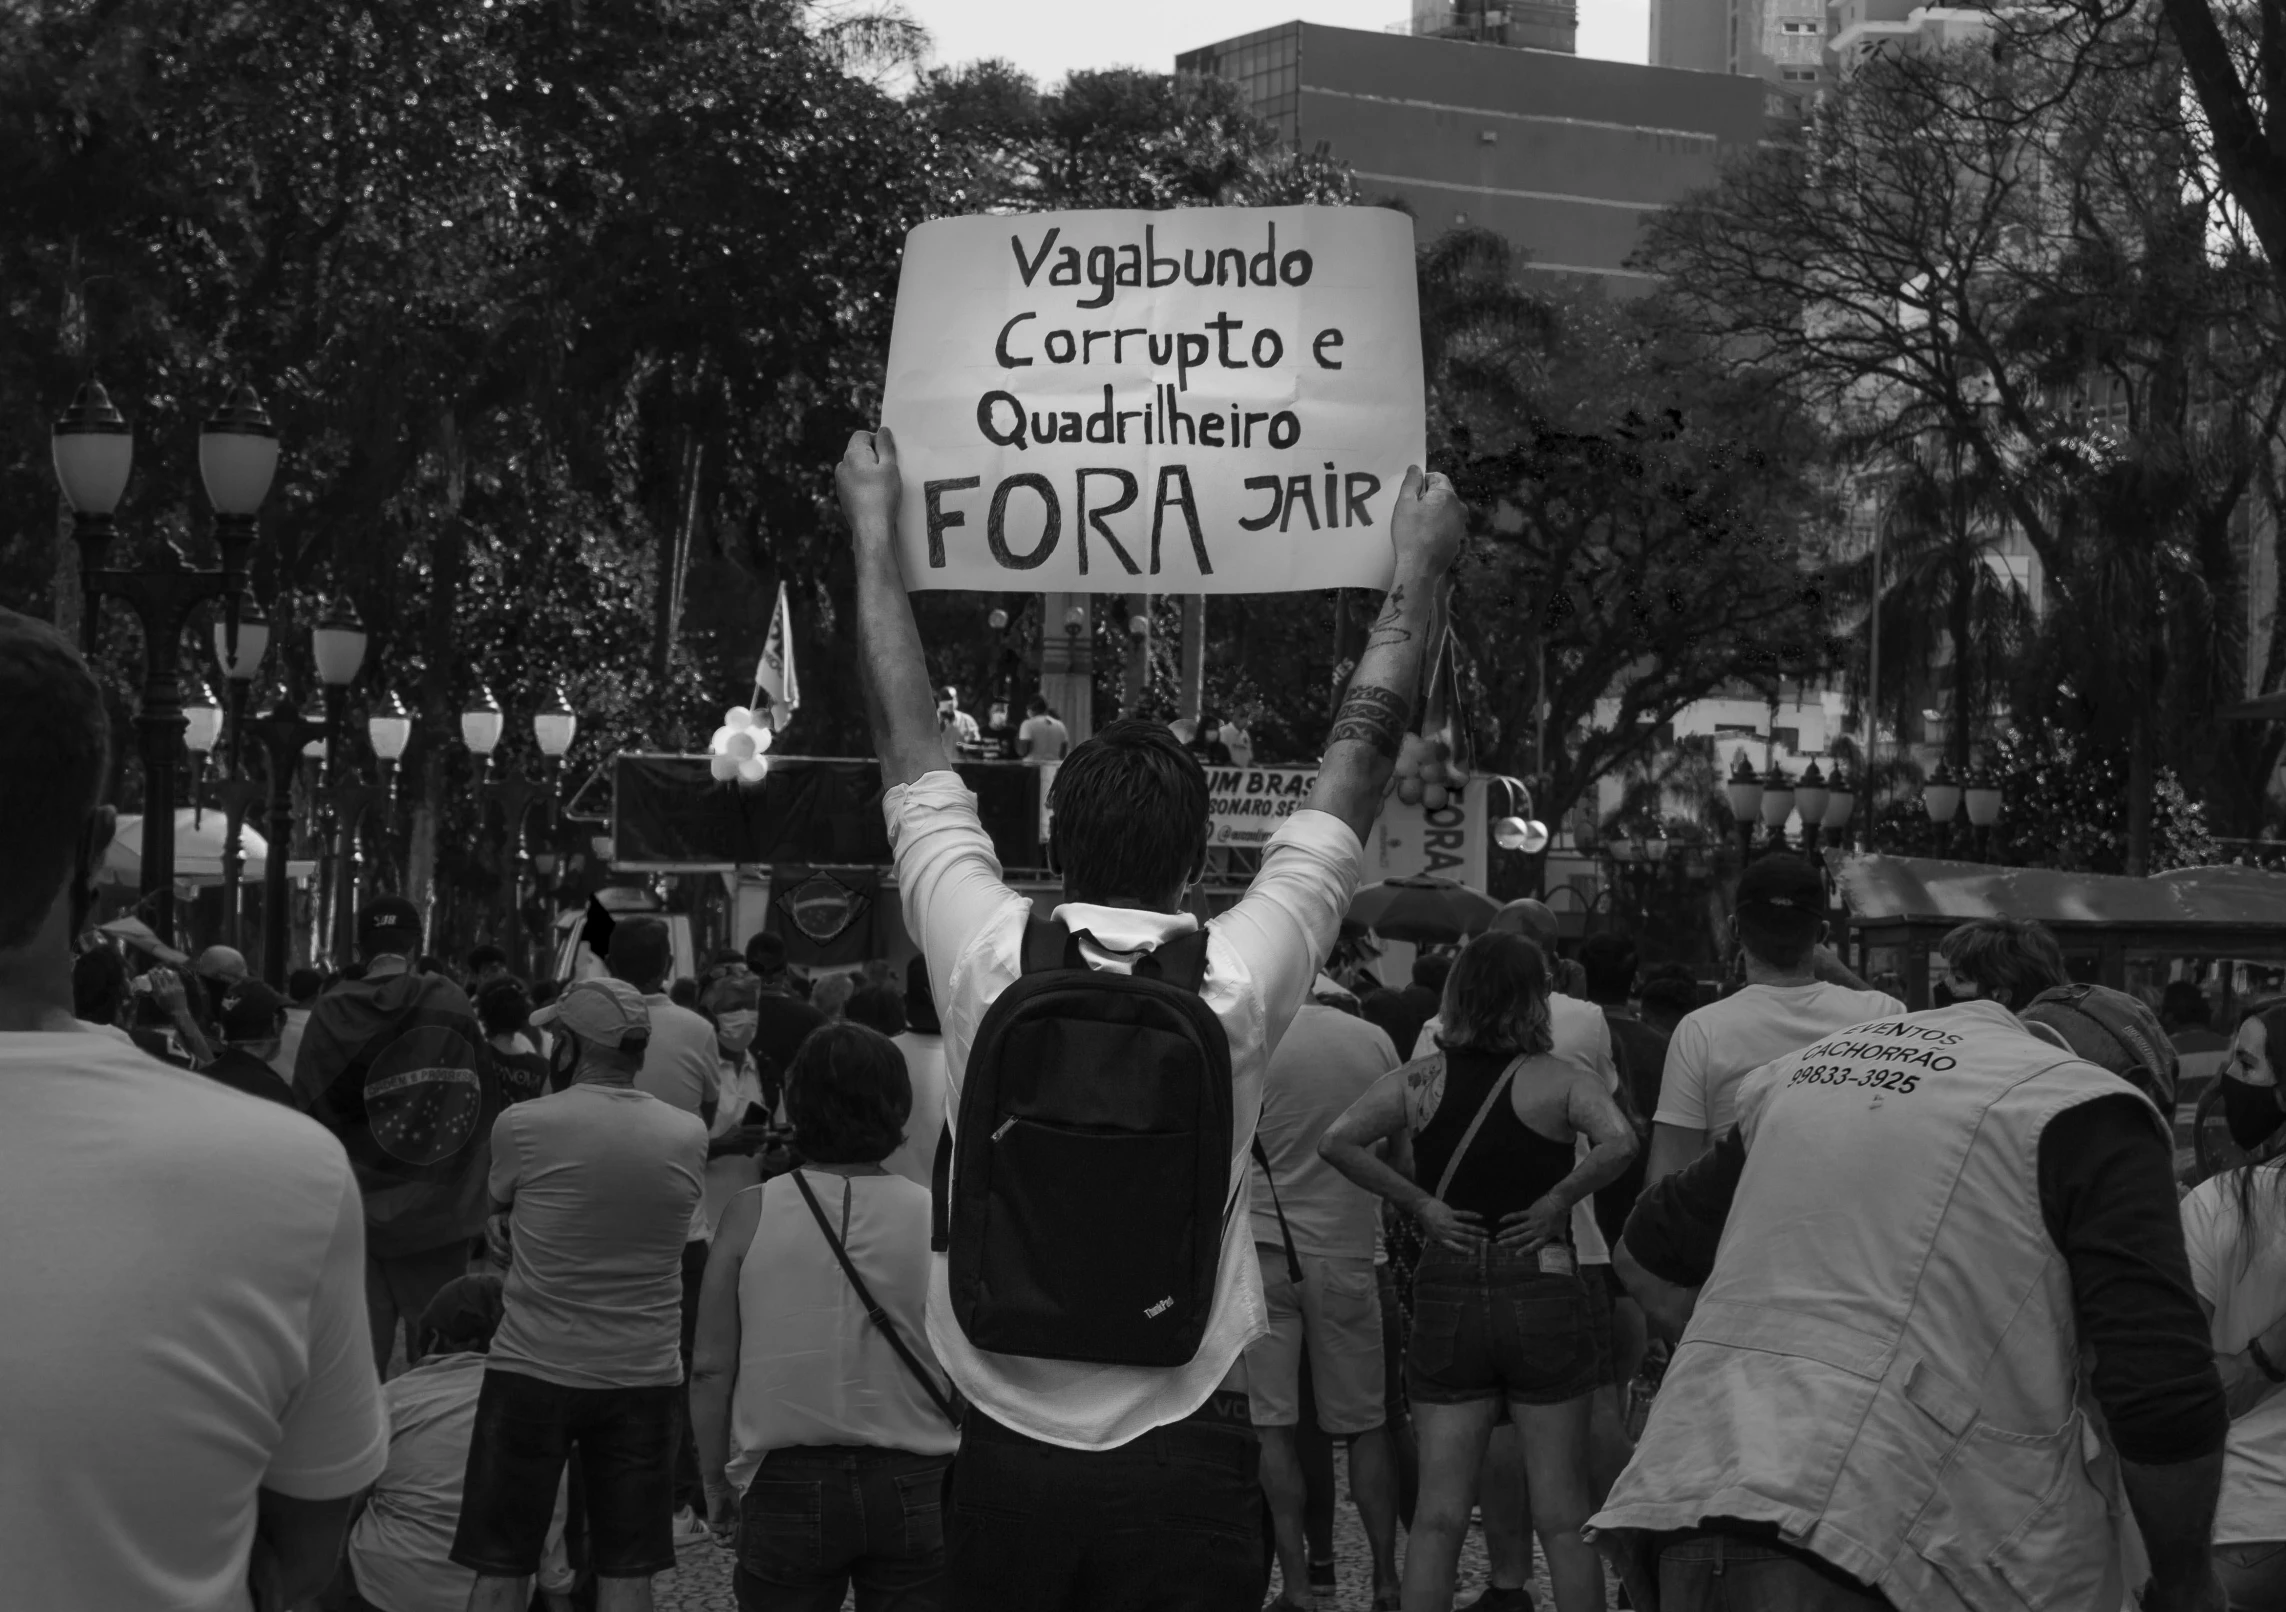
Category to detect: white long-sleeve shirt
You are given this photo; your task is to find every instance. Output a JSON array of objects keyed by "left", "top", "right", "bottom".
[{"left": 886, "top": 770, "right": 1362, "bottom": 1450}]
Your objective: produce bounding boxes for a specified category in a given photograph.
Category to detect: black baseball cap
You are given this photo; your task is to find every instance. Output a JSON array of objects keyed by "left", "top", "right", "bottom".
[
  {"left": 1735, "top": 854, "right": 1825, "bottom": 930},
  {"left": 218, "top": 980, "right": 289, "bottom": 1042},
  {"left": 358, "top": 895, "right": 423, "bottom": 954}
]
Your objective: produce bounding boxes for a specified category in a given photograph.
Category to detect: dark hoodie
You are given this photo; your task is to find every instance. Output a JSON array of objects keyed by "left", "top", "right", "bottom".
[{"left": 293, "top": 968, "right": 502, "bottom": 1259}]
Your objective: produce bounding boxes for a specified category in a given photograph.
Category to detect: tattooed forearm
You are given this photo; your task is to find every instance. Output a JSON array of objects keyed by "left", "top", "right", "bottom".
[
  {"left": 1363, "top": 583, "right": 1411, "bottom": 650},
  {"left": 1327, "top": 683, "right": 1411, "bottom": 757}
]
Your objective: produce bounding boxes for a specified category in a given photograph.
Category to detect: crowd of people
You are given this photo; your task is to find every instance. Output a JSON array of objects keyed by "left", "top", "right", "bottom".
[{"left": 1, "top": 431, "right": 2283, "bottom": 1612}]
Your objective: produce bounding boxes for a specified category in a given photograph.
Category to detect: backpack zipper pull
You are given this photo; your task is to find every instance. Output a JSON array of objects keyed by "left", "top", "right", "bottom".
[{"left": 992, "top": 1116, "right": 1019, "bottom": 1142}]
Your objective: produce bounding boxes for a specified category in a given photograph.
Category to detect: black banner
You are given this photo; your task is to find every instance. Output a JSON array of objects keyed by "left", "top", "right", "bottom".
[{"left": 611, "top": 754, "right": 1042, "bottom": 870}]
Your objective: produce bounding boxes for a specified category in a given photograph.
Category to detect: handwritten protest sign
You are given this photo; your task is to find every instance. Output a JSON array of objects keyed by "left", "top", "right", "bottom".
[{"left": 880, "top": 207, "right": 1425, "bottom": 594}]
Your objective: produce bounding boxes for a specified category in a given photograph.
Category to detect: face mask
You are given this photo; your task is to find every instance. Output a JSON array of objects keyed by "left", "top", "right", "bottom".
[
  {"left": 717, "top": 1010, "right": 758, "bottom": 1053},
  {"left": 2221, "top": 1074, "right": 2286, "bottom": 1153}
]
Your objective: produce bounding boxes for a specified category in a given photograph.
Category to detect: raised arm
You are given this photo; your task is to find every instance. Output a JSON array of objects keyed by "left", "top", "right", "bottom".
[
  {"left": 692, "top": 1184, "right": 763, "bottom": 1545},
  {"left": 1305, "top": 467, "right": 1467, "bottom": 844},
  {"left": 838, "top": 428, "right": 950, "bottom": 789}
]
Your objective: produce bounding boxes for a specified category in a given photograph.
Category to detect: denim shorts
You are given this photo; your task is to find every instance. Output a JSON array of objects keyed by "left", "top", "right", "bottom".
[
  {"left": 1405, "top": 1247, "right": 1598, "bottom": 1407},
  {"left": 451, "top": 1367, "right": 680, "bottom": 1578}
]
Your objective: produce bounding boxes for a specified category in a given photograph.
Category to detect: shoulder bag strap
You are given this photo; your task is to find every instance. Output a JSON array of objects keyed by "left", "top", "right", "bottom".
[
  {"left": 788, "top": 1170, "right": 962, "bottom": 1428},
  {"left": 1250, "top": 1135, "right": 1304, "bottom": 1286},
  {"left": 929, "top": 1123, "right": 952, "bottom": 1255},
  {"left": 1431, "top": 1053, "right": 1530, "bottom": 1205}
]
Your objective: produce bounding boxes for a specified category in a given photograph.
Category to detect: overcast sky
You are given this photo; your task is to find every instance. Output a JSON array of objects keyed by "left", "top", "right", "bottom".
[{"left": 897, "top": 0, "right": 1650, "bottom": 88}]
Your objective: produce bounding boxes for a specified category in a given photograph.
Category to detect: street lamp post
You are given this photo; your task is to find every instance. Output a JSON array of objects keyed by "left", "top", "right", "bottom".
[
  {"left": 243, "top": 689, "right": 333, "bottom": 988},
  {"left": 323, "top": 693, "right": 409, "bottom": 968},
  {"left": 309, "top": 599, "right": 369, "bottom": 963},
  {"left": 211, "top": 602, "right": 271, "bottom": 948},
  {"left": 1923, "top": 757, "right": 1964, "bottom": 855},
  {"left": 1724, "top": 756, "right": 1764, "bottom": 859},
  {"left": 52, "top": 382, "right": 280, "bottom": 945},
  {"left": 464, "top": 686, "right": 578, "bottom": 972}
]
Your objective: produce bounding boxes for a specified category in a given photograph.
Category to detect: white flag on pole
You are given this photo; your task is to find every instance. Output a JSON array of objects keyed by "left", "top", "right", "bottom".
[{"left": 753, "top": 582, "right": 801, "bottom": 731}]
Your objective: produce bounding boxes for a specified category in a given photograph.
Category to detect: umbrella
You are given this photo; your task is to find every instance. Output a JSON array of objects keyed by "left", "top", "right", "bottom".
[
  {"left": 1346, "top": 876, "right": 1500, "bottom": 943},
  {"left": 101, "top": 811, "right": 316, "bottom": 887}
]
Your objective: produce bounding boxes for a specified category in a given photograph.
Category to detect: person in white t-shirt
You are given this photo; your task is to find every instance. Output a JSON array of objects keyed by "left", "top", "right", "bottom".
[
  {"left": 1017, "top": 695, "right": 1069, "bottom": 763},
  {"left": 2181, "top": 1000, "right": 2286, "bottom": 1609},
  {"left": 1247, "top": 998, "right": 1404, "bottom": 1611},
  {"left": 844, "top": 966, "right": 951, "bottom": 1194},
  {"left": 837, "top": 425, "right": 1464, "bottom": 1611},
  {"left": 1647, "top": 855, "right": 1905, "bottom": 1187},
  {"left": 0, "top": 611, "right": 388, "bottom": 1612},
  {"left": 346, "top": 1274, "right": 576, "bottom": 1612}
]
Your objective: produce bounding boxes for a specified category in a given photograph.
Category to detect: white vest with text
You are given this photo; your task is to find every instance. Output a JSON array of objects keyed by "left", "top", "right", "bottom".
[{"left": 1591, "top": 1000, "right": 2160, "bottom": 1611}]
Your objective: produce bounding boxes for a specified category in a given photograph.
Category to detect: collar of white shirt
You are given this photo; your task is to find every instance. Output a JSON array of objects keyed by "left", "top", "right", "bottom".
[{"left": 1050, "top": 903, "right": 1200, "bottom": 974}]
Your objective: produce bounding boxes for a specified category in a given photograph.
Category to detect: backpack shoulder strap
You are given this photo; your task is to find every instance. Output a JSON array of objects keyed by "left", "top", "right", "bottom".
[
  {"left": 1144, "top": 925, "right": 1211, "bottom": 993},
  {"left": 789, "top": 1170, "right": 962, "bottom": 1428},
  {"left": 930, "top": 1123, "right": 951, "bottom": 1254},
  {"left": 1021, "top": 914, "right": 1076, "bottom": 976}
]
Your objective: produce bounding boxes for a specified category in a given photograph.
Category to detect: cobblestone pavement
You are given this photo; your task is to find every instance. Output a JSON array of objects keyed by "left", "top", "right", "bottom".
[{"left": 653, "top": 1448, "right": 1623, "bottom": 1611}]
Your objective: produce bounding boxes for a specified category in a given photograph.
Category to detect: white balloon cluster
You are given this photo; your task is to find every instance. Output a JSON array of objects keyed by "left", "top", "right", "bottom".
[
  {"left": 1392, "top": 732, "right": 1469, "bottom": 809},
  {"left": 707, "top": 706, "right": 775, "bottom": 784}
]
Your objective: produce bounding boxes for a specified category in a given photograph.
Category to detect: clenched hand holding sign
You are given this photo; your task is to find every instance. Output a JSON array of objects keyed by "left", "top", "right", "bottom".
[{"left": 880, "top": 207, "right": 1426, "bottom": 594}]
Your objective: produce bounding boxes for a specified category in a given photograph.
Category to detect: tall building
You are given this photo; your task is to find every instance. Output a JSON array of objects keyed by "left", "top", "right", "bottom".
[
  {"left": 1175, "top": 22, "right": 1767, "bottom": 290},
  {"left": 1652, "top": 0, "right": 1828, "bottom": 95}
]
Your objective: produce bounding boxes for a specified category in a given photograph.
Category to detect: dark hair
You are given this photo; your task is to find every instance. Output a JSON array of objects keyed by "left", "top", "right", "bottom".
[
  {"left": 2225, "top": 1000, "right": 2286, "bottom": 1273},
  {"left": 1638, "top": 963, "right": 1699, "bottom": 1025},
  {"left": 1359, "top": 987, "right": 1427, "bottom": 1057},
  {"left": 286, "top": 965, "right": 325, "bottom": 1006},
  {"left": 845, "top": 983, "right": 907, "bottom": 1038},
  {"left": 1027, "top": 695, "right": 1049, "bottom": 715},
  {"left": 465, "top": 945, "right": 508, "bottom": 977},
  {"left": 905, "top": 954, "right": 940, "bottom": 1035},
  {"left": 746, "top": 930, "right": 789, "bottom": 977},
  {"left": 73, "top": 946, "right": 130, "bottom": 1025},
  {"left": 1437, "top": 932, "right": 1554, "bottom": 1057},
  {"left": 475, "top": 976, "right": 532, "bottom": 1038},
  {"left": 1578, "top": 933, "right": 1639, "bottom": 1004},
  {"left": 1939, "top": 918, "right": 2070, "bottom": 1010},
  {"left": 1735, "top": 907, "right": 1818, "bottom": 970},
  {"left": 608, "top": 916, "right": 672, "bottom": 990},
  {"left": 0, "top": 613, "right": 110, "bottom": 951},
  {"left": 2162, "top": 980, "right": 2212, "bottom": 1028},
  {"left": 1049, "top": 717, "right": 1209, "bottom": 904},
  {"left": 1411, "top": 949, "right": 1455, "bottom": 994},
  {"left": 668, "top": 976, "right": 698, "bottom": 1009},
  {"left": 786, "top": 1024, "right": 911, "bottom": 1164},
  {"left": 530, "top": 976, "right": 562, "bottom": 1007}
]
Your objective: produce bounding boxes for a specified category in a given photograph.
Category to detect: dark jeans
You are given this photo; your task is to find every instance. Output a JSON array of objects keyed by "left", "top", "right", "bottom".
[
  {"left": 946, "top": 1391, "right": 1266, "bottom": 1612},
  {"left": 733, "top": 1445, "right": 951, "bottom": 1612},
  {"left": 365, "top": 1240, "right": 474, "bottom": 1371},
  {"left": 1658, "top": 1532, "right": 1895, "bottom": 1611}
]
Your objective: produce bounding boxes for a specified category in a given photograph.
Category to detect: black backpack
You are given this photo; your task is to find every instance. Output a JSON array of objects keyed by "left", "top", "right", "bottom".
[{"left": 931, "top": 915, "right": 1233, "bottom": 1367}]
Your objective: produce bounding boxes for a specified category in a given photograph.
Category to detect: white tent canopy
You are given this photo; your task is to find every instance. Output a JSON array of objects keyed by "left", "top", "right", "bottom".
[{"left": 102, "top": 810, "right": 316, "bottom": 887}]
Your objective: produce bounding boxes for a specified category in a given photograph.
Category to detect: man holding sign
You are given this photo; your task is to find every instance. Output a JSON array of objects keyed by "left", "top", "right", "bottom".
[{"left": 839, "top": 398, "right": 1460, "bottom": 1611}]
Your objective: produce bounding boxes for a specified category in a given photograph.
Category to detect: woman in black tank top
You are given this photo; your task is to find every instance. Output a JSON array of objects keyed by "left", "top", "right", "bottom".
[{"left": 1321, "top": 933, "right": 1637, "bottom": 1612}]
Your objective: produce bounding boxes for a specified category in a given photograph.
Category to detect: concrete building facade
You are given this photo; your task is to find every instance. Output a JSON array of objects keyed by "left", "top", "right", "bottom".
[
  {"left": 1175, "top": 22, "right": 1768, "bottom": 289},
  {"left": 1652, "top": 0, "right": 1829, "bottom": 99}
]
